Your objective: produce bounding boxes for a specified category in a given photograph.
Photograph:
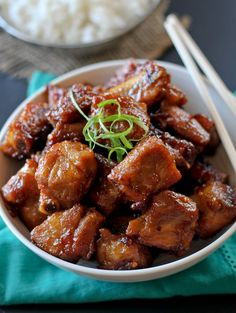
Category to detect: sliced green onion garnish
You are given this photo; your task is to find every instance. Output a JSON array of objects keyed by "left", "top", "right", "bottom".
[
  {"left": 70, "top": 89, "right": 148, "bottom": 162},
  {"left": 69, "top": 89, "right": 89, "bottom": 121}
]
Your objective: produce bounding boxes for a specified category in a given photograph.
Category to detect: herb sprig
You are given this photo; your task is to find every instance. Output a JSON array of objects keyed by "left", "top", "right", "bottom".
[{"left": 69, "top": 89, "right": 148, "bottom": 162}]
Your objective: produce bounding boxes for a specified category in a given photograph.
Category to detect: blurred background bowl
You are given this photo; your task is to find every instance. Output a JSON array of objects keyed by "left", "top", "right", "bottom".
[{"left": 0, "top": 0, "right": 160, "bottom": 55}]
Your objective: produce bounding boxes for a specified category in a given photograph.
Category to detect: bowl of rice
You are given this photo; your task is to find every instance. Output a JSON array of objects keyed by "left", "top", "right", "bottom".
[{"left": 0, "top": 0, "right": 160, "bottom": 53}]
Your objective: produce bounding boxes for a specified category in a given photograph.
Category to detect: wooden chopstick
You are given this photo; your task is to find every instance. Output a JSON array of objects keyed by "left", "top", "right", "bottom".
[
  {"left": 166, "top": 14, "right": 236, "bottom": 116},
  {"left": 164, "top": 15, "right": 236, "bottom": 173}
]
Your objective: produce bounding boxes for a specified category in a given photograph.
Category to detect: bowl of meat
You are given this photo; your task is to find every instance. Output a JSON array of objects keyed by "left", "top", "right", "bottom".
[{"left": 0, "top": 59, "right": 235, "bottom": 282}]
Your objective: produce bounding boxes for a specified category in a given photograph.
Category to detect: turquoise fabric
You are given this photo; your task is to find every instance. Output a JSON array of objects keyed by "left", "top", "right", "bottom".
[
  {"left": 0, "top": 71, "right": 236, "bottom": 305},
  {"left": 26, "top": 71, "right": 57, "bottom": 97}
]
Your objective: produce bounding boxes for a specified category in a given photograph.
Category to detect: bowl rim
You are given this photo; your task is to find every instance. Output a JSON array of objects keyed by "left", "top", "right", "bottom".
[
  {"left": 0, "top": 0, "right": 160, "bottom": 49},
  {"left": 0, "top": 59, "right": 235, "bottom": 281}
]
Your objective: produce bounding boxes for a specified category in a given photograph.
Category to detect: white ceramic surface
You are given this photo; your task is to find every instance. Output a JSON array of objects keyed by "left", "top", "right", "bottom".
[{"left": 0, "top": 60, "right": 235, "bottom": 282}]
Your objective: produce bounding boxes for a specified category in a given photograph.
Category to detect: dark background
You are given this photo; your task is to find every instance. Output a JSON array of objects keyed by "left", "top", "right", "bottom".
[{"left": 0, "top": 0, "right": 236, "bottom": 312}]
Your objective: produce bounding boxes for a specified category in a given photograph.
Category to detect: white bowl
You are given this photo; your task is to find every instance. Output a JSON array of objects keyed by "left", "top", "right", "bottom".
[{"left": 0, "top": 60, "right": 235, "bottom": 282}]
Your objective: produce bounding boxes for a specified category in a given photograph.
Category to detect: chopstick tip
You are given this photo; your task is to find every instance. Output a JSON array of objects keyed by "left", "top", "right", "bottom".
[{"left": 166, "top": 14, "right": 179, "bottom": 25}]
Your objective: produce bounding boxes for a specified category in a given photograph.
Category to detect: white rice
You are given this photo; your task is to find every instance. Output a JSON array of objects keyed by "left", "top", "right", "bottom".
[{"left": 0, "top": 0, "right": 158, "bottom": 45}]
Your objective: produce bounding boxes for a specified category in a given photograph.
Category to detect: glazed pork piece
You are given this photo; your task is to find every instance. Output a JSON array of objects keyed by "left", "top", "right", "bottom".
[
  {"left": 46, "top": 121, "right": 85, "bottom": 147},
  {"left": 106, "top": 60, "right": 186, "bottom": 107},
  {"left": 107, "top": 61, "right": 170, "bottom": 107},
  {"left": 31, "top": 204, "right": 105, "bottom": 262},
  {"left": 194, "top": 181, "right": 236, "bottom": 238},
  {"left": 105, "top": 60, "right": 141, "bottom": 88},
  {"left": 91, "top": 94, "right": 150, "bottom": 141},
  {"left": 0, "top": 102, "right": 51, "bottom": 159},
  {"left": 174, "top": 159, "right": 229, "bottom": 196},
  {"left": 162, "top": 85, "right": 187, "bottom": 106},
  {"left": 151, "top": 128, "right": 197, "bottom": 172},
  {"left": 47, "top": 85, "right": 67, "bottom": 109},
  {"left": 2, "top": 158, "right": 39, "bottom": 205},
  {"left": 19, "top": 201, "right": 46, "bottom": 231},
  {"left": 89, "top": 154, "right": 121, "bottom": 216},
  {"left": 189, "top": 160, "right": 228, "bottom": 186},
  {"left": 36, "top": 141, "right": 97, "bottom": 214},
  {"left": 127, "top": 190, "right": 199, "bottom": 256},
  {"left": 153, "top": 102, "right": 210, "bottom": 147},
  {"left": 162, "top": 132, "right": 197, "bottom": 171},
  {"left": 108, "top": 136, "right": 181, "bottom": 202},
  {"left": 97, "top": 228, "right": 152, "bottom": 270},
  {"left": 47, "top": 83, "right": 96, "bottom": 126},
  {"left": 105, "top": 214, "right": 136, "bottom": 234},
  {"left": 2, "top": 158, "right": 46, "bottom": 229},
  {"left": 194, "top": 114, "right": 220, "bottom": 153}
]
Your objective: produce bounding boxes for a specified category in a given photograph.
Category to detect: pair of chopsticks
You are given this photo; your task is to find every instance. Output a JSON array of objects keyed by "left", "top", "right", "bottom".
[{"left": 164, "top": 14, "right": 236, "bottom": 173}]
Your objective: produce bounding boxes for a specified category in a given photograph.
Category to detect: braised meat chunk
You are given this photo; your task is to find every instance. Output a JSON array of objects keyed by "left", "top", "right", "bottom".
[
  {"left": 31, "top": 205, "right": 105, "bottom": 262},
  {"left": 108, "top": 61, "right": 170, "bottom": 107},
  {"left": 1, "top": 158, "right": 46, "bottom": 229},
  {"left": 194, "top": 181, "right": 236, "bottom": 238},
  {"left": 163, "top": 85, "right": 187, "bottom": 106},
  {"left": 47, "top": 85, "right": 67, "bottom": 109},
  {"left": 108, "top": 136, "right": 181, "bottom": 202},
  {"left": 2, "top": 158, "right": 39, "bottom": 205},
  {"left": 105, "top": 60, "right": 141, "bottom": 88},
  {"left": 189, "top": 160, "right": 228, "bottom": 186},
  {"left": 46, "top": 122, "right": 85, "bottom": 147},
  {"left": 106, "top": 60, "right": 186, "bottom": 107},
  {"left": 153, "top": 103, "right": 210, "bottom": 147},
  {"left": 158, "top": 130, "right": 197, "bottom": 171},
  {"left": 19, "top": 201, "right": 46, "bottom": 231},
  {"left": 174, "top": 160, "right": 229, "bottom": 196},
  {"left": 36, "top": 141, "right": 97, "bottom": 214},
  {"left": 127, "top": 191, "right": 199, "bottom": 255},
  {"left": 89, "top": 154, "right": 121, "bottom": 216},
  {"left": 105, "top": 214, "right": 136, "bottom": 234},
  {"left": 47, "top": 84, "right": 95, "bottom": 126},
  {"left": 1, "top": 102, "right": 51, "bottom": 159},
  {"left": 194, "top": 114, "right": 220, "bottom": 153},
  {"left": 97, "top": 228, "right": 152, "bottom": 270}
]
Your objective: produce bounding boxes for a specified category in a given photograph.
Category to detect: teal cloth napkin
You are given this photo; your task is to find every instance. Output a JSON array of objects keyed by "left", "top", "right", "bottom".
[{"left": 0, "top": 71, "right": 236, "bottom": 305}]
